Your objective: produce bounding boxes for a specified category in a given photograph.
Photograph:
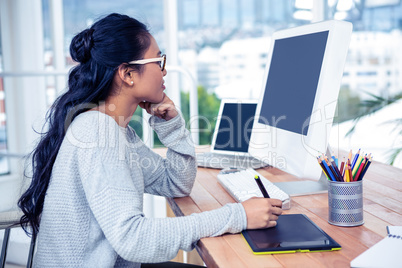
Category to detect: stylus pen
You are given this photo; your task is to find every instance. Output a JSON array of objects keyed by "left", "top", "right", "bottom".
[{"left": 254, "top": 175, "right": 270, "bottom": 198}]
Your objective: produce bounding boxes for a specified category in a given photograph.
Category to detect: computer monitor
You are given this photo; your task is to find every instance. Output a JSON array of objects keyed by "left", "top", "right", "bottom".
[{"left": 249, "top": 20, "right": 352, "bottom": 196}]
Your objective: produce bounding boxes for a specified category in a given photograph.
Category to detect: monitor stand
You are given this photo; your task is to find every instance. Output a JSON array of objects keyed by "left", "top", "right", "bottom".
[
  {"left": 274, "top": 173, "right": 328, "bottom": 196},
  {"left": 273, "top": 146, "right": 332, "bottom": 196}
]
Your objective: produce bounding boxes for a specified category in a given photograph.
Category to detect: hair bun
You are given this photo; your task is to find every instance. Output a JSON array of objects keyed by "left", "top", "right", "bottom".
[{"left": 70, "top": 28, "right": 94, "bottom": 63}]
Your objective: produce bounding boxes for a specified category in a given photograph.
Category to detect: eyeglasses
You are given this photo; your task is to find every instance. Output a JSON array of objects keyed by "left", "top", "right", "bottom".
[{"left": 128, "top": 54, "right": 166, "bottom": 71}]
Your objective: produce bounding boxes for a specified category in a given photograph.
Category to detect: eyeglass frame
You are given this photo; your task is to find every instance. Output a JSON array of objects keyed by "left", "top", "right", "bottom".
[{"left": 128, "top": 54, "right": 166, "bottom": 72}]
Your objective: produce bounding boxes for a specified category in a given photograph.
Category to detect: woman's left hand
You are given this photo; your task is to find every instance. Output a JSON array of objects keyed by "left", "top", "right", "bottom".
[{"left": 139, "top": 93, "right": 178, "bottom": 121}]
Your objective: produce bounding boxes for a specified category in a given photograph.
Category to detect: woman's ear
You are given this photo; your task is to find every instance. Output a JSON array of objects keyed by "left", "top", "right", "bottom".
[{"left": 117, "top": 64, "right": 135, "bottom": 86}]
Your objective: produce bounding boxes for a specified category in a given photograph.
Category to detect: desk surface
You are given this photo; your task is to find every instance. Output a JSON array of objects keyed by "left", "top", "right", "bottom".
[{"left": 167, "top": 154, "right": 402, "bottom": 268}]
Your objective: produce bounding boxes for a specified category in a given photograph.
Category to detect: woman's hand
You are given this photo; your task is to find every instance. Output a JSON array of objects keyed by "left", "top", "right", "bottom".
[
  {"left": 139, "top": 93, "right": 178, "bottom": 121},
  {"left": 241, "top": 198, "right": 283, "bottom": 229}
]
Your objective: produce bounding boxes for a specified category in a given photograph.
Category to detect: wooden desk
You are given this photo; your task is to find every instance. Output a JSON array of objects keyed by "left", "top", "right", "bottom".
[{"left": 167, "top": 159, "right": 402, "bottom": 267}]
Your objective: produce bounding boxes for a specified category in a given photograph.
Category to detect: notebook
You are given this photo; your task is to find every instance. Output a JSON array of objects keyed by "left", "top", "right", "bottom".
[
  {"left": 242, "top": 214, "right": 341, "bottom": 254},
  {"left": 196, "top": 99, "right": 269, "bottom": 169},
  {"left": 350, "top": 226, "right": 402, "bottom": 267}
]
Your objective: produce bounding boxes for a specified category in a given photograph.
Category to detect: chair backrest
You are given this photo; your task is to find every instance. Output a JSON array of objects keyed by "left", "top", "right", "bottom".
[
  {"left": 0, "top": 210, "right": 35, "bottom": 268},
  {"left": 0, "top": 210, "right": 22, "bottom": 229}
]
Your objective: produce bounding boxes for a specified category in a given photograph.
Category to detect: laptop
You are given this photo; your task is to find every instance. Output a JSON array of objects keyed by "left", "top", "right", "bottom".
[{"left": 196, "top": 99, "right": 269, "bottom": 169}]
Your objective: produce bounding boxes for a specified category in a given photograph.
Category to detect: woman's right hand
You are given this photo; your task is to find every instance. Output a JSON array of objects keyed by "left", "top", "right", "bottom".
[
  {"left": 241, "top": 198, "right": 283, "bottom": 229},
  {"left": 139, "top": 93, "right": 178, "bottom": 121}
]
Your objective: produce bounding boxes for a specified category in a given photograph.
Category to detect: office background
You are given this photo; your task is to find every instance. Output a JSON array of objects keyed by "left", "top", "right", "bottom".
[{"left": 0, "top": 0, "right": 401, "bottom": 266}]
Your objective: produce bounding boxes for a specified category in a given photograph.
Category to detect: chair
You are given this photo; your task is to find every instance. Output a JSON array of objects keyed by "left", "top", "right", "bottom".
[{"left": 0, "top": 210, "right": 36, "bottom": 268}]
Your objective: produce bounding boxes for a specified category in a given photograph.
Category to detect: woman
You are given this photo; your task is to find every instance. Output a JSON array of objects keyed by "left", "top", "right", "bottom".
[{"left": 18, "top": 13, "right": 282, "bottom": 267}]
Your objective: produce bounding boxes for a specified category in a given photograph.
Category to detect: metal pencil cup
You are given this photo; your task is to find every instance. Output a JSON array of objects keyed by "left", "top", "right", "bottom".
[{"left": 328, "top": 180, "right": 364, "bottom": 227}]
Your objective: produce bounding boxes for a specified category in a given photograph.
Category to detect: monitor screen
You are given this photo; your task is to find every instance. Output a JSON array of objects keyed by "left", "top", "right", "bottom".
[
  {"left": 258, "top": 31, "right": 329, "bottom": 136},
  {"left": 214, "top": 103, "right": 257, "bottom": 153}
]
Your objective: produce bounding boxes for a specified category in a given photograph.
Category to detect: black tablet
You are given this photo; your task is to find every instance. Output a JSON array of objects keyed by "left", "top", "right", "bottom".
[{"left": 241, "top": 214, "right": 341, "bottom": 254}]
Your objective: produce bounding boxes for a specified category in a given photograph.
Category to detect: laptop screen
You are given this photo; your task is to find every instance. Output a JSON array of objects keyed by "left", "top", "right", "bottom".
[{"left": 213, "top": 102, "right": 257, "bottom": 153}]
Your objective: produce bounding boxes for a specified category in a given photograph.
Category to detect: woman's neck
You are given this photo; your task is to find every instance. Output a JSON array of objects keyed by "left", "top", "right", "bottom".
[{"left": 94, "top": 97, "right": 139, "bottom": 128}]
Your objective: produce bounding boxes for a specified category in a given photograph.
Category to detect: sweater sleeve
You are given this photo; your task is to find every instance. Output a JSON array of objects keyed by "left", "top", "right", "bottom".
[
  {"left": 68, "top": 113, "right": 247, "bottom": 263},
  {"left": 130, "top": 114, "right": 197, "bottom": 197},
  {"left": 90, "top": 186, "right": 246, "bottom": 263}
]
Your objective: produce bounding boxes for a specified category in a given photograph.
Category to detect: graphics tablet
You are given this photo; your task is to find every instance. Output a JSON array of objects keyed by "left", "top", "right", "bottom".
[{"left": 242, "top": 214, "right": 341, "bottom": 254}]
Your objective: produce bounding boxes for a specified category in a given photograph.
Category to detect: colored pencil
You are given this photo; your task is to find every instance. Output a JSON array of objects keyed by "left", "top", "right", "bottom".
[
  {"left": 327, "top": 157, "right": 340, "bottom": 181},
  {"left": 346, "top": 159, "right": 352, "bottom": 182},
  {"left": 332, "top": 156, "right": 338, "bottom": 167},
  {"left": 328, "top": 163, "right": 339, "bottom": 181},
  {"left": 352, "top": 155, "right": 364, "bottom": 178},
  {"left": 351, "top": 149, "right": 361, "bottom": 170},
  {"left": 354, "top": 158, "right": 366, "bottom": 182},
  {"left": 317, "top": 157, "right": 330, "bottom": 180},
  {"left": 322, "top": 157, "right": 336, "bottom": 181},
  {"left": 348, "top": 150, "right": 353, "bottom": 164},
  {"left": 348, "top": 162, "right": 353, "bottom": 182},
  {"left": 339, "top": 158, "right": 345, "bottom": 176},
  {"left": 345, "top": 164, "right": 350, "bottom": 182},
  {"left": 358, "top": 157, "right": 372, "bottom": 181},
  {"left": 330, "top": 158, "right": 343, "bottom": 181},
  {"left": 316, "top": 150, "right": 372, "bottom": 182}
]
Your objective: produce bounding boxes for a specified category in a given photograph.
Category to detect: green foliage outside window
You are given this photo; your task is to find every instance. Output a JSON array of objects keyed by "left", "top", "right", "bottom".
[
  {"left": 334, "top": 86, "right": 362, "bottom": 124},
  {"left": 128, "top": 108, "right": 143, "bottom": 138},
  {"left": 334, "top": 86, "right": 402, "bottom": 165},
  {"left": 345, "top": 91, "right": 402, "bottom": 165},
  {"left": 180, "top": 86, "right": 221, "bottom": 145}
]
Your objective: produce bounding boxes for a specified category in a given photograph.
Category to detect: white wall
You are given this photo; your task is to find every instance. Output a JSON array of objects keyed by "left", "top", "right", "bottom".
[{"left": 0, "top": 0, "right": 47, "bottom": 169}]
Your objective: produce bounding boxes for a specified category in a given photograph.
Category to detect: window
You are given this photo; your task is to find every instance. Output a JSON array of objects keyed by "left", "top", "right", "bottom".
[{"left": 0, "top": 79, "right": 9, "bottom": 174}]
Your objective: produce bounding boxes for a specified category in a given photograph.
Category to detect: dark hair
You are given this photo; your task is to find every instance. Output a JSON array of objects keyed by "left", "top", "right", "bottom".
[{"left": 18, "top": 13, "right": 150, "bottom": 239}]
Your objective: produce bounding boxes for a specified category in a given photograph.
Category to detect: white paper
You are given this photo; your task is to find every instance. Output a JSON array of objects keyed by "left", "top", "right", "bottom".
[{"left": 351, "top": 226, "right": 402, "bottom": 268}]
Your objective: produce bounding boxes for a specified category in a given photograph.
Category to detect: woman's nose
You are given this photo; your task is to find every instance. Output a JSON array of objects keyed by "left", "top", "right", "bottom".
[{"left": 163, "top": 68, "right": 167, "bottom": 76}]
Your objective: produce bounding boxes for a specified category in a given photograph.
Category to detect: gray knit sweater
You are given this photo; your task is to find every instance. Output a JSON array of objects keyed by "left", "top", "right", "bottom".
[{"left": 34, "top": 111, "right": 247, "bottom": 268}]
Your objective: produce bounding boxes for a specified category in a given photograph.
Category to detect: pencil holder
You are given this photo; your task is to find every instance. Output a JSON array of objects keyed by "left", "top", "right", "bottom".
[{"left": 328, "top": 180, "right": 364, "bottom": 227}]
